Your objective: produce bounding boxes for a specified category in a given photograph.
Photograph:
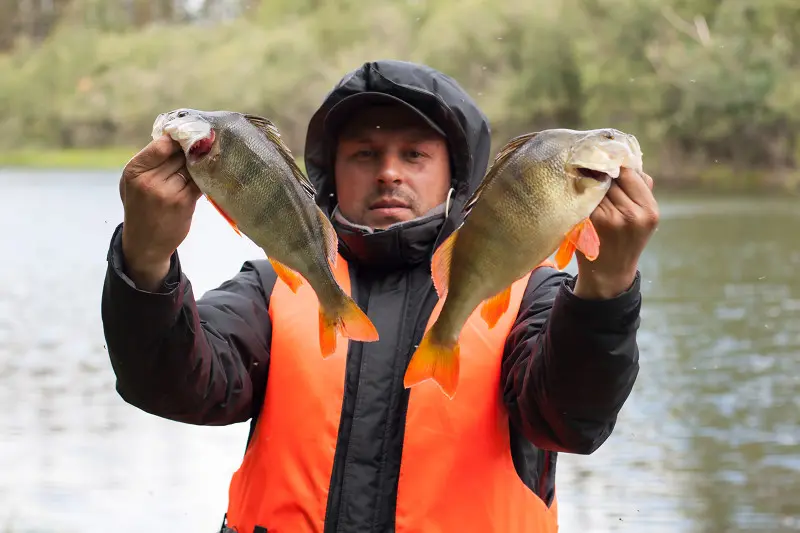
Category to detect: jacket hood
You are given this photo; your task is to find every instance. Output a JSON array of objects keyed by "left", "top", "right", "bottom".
[{"left": 303, "top": 60, "right": 492, "bottom": 270}]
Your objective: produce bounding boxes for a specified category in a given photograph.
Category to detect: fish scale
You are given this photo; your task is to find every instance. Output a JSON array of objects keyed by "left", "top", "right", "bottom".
[
  {"left": 152, "top": 108, "right": 380, "bottom": 357},
  {"left": 404, "top": 127, "right": 644, "bottom": 399}
]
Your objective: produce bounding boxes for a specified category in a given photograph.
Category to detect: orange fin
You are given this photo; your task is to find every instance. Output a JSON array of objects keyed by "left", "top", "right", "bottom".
[
  {"left": 318, "top": 207, "right": 338, "bottom": 268},
  {"left": 571, "top": 218, "right": 600, "bottom": 260},
  {"left": 554, "top": 218, "right": 601, "bottom": 269},
  {"left": 554, "top": 239, "right": 576, "bottom": 270},
  {"left": 319, "top": 296, "right": 379, "bottom": 358},
  {"left": 206, "top": 195, "right": 241, "bottom": 236},
  {"left": 481, "top": 286, "right": 511, "bottom": 329},
  {"left": 403, "top": 331, "right": 460, "bottom": 399},
  {"left": 319, "top": 309, "right": 338, "bottom": 358},
  {"left": 269, "top": 258, "right": 304, "bottom": 293},
  {"left": 431, "top": 228, "right": 459, "bottom": 298}
]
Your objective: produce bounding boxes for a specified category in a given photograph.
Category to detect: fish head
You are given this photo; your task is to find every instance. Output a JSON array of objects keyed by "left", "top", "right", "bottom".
[
  {"left": 151, "top": 108, "right": 241, "bottom": 197},
  {"left": 151, "top": 108, "right": 219, "bottom": 162},
  {"left": 562, "top": 128, "right": 643, "bottom": 201}
]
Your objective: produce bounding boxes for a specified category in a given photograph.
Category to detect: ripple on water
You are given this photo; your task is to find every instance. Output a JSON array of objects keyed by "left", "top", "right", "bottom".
[{"left": 1, "top": 175, "right": 799, "bottom": 532}]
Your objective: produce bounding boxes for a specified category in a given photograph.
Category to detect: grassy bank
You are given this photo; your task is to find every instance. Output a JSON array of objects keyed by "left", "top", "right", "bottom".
[
  {"left": 0, "top": 147, "right": 314, "bottom": 176},
  {"left": 4, "top": 146, "right": 799, "bottom": 196},
  {"left": 1, "top": 0, "right": 799, "bottom": 188},
  {"left": 0, "top": 147, "right": 137, "bottom": 170}
]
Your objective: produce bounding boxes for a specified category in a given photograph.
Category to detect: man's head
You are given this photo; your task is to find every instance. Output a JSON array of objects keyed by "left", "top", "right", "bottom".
[
  {"left": 324, "top": 94, "right": 453, "bottom": 230},
  {"left": 302, "top": 60, "right": 491, "bottom": 268}
]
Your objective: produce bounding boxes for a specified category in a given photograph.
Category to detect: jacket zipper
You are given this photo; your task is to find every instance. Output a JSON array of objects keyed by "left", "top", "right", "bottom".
[{"left": 538, "top": 450, "right": 551, "bottom": 504}]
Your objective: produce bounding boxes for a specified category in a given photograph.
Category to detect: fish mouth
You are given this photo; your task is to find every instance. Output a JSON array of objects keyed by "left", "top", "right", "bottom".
[
  {"left": 575, "top": 167, "right": 613, "bottom": 182},
  {"left": 152, "top": 111, "right": 214, "bottom": 158},
  {"left": 186, "top": 128, "right": 215, "bottom": 159},
  {"left": 568, "top": 131, "right": 643, "bottom": 183}
]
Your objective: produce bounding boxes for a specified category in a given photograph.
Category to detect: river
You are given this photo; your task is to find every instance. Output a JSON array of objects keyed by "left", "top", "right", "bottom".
[{"left": 0, "top": 168, "right": 798, "bottom": 533}]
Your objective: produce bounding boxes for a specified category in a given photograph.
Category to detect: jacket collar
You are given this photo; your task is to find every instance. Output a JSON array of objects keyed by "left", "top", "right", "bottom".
[{"left": 330, "top": 202, "right": 448, "bottom": 271}]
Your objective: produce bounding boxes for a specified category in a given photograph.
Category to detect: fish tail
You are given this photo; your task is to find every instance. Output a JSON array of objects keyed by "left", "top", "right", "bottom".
[
  {"left": 318, "top": 294, "right": 379, "bottom": 358},
  {"left": 403, "top": 329, "right": 460, "bottom": 399}
]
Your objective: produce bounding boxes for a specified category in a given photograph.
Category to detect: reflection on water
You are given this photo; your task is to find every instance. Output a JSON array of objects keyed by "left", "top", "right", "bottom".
[
  {"left": 0, "top": 171, "right": 798, "bottom": 533},
  {"left": 646, "top": 199, "right": 800, "bottom": 533}
]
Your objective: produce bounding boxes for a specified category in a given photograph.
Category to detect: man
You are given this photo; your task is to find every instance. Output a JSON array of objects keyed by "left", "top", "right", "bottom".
[{"left": 102, "top": 60, "right": 658, "bottom": 533}]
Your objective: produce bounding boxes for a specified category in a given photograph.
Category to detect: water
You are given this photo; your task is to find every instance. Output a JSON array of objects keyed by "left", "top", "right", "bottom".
[{"left": 0, "top": 169, "right": 798, "bottom": 533}]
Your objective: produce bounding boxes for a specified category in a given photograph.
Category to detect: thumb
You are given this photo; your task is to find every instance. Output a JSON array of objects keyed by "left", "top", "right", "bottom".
[
  {"left": 123, "top": 135, "right": 181, "bottom": 180},
  {"left": 642, "top": 172, "right": 654, "bottom": 190}
]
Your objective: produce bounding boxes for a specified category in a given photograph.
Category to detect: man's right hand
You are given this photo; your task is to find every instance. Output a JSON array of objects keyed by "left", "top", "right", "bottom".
[{"left": 119, "top": 135, "right": 203, "bottom": 292}]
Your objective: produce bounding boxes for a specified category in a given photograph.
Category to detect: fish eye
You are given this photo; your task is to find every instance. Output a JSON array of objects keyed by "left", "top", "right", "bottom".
[
  {"left": 604, "top": 131, "right": 614, "bottom": 140},
  {"left": 177, "top": 110, "right": 188, "bottom": 118}
]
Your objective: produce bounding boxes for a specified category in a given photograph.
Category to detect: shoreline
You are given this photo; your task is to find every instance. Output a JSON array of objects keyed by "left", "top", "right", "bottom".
[
  {"left": 0, "top": 148, "right": 310, "bottom": 174},
  {"left": 0, "top": 148, "right": 138, "bottom": 170},
  {"left": 1, "top": 148, "right": 798, "bottom": 195}
]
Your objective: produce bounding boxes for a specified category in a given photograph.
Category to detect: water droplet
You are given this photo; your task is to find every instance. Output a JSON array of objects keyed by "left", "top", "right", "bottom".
[
  {"left": 497, "top": 37, "right": 503, "bottom": 40},
  {"left": 690, "top": 79, "right": 696, "bottom": 83},
  {"left": 482, "top": 66, "right": 487, "bottom": 70},
  {"left": 758, "top": 276, "right": 766, "bottom": 280},
  {"left": 629, "top": 78, "right": 635, "bottom": 82}
]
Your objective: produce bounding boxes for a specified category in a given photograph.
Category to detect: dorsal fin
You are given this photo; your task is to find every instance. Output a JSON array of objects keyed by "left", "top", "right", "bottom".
[
  {"left": 243, "top": 113, "right": 316, "bottom": 200},
  {"left": 461, "top": 131, "right": 539, "bottom": 221}
]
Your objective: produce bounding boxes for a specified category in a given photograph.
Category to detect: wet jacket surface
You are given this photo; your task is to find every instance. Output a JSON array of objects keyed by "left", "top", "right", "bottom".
[{"left": 101, "top": 60, "right": 643, "bottom": 533}]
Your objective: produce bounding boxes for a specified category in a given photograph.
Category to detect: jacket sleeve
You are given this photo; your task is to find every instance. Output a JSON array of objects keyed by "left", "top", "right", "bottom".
[
  {"left": 100, "top": 223, "right": 275, "bottom": 426},
  {"left": 501, "top": 267, "right": 642, "bottom": 454}
]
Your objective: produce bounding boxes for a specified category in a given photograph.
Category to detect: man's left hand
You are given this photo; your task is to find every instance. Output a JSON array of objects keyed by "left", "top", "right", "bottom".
[{"left": 574, "top": 167, "right": 659, "bottom": 300}]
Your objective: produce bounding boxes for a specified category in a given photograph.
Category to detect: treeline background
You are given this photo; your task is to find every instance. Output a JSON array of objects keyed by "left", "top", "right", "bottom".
[{"left": 1, "top": 0, "right": 799, "bottom": 189}]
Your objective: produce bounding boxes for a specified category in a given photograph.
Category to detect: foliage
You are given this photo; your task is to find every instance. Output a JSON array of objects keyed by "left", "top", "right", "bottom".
[{"left": 1, "top": 0, "right": 799, "bottom": 187}]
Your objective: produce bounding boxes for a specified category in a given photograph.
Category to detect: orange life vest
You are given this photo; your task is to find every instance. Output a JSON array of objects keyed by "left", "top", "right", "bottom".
[{"left": 225, "top": 253, "right": 559, "bottom": 533}]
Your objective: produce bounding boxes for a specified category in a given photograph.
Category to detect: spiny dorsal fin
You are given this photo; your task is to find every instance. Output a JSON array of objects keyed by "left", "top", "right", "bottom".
[
  {"left": 243, "top": 113, "right": 316, "bottom": 200},
  {"left": 462, "top": 131, "right": 539, "bottom": 221}
]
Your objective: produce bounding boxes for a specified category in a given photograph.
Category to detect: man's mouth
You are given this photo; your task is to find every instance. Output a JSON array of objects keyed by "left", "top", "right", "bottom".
[{"left": 370, "top": 199, "right": 410, "bottom": 210}]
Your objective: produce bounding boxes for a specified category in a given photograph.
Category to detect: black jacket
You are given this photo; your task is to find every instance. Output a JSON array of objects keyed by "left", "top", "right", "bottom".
[{"left": 101, "top": 60, "right": 642, "bottom": 533}]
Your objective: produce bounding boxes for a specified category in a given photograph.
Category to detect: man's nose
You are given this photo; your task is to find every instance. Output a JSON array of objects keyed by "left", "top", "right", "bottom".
[{"left": 376, "top": 153, "right": 403, "bottom": 184}]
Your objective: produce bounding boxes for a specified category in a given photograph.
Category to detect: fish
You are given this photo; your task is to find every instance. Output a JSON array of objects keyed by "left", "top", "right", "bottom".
[
  {"left": 151, "top": 108, "right": 379, "bottom": 357},
  {"left": 403, "top": 128, "right": 644, "bottom": 399}
]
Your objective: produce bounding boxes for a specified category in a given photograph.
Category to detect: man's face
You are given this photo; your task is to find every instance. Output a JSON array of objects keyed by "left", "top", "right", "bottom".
[{"left": 333, "top": 104, "right": 452, "bottom": 230}]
